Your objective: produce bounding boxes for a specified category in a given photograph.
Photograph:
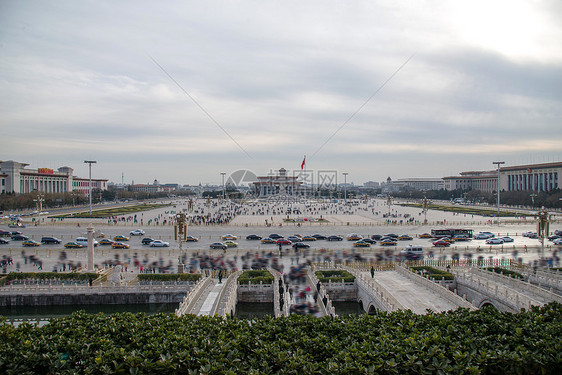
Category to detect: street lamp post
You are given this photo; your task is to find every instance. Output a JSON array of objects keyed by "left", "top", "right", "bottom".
[
  {"left": 84, "top": 160, "right": 97, "bottom": 215},
  {"left": 343, "top": 173, "right": 348, "bottom": 202},
  {"left": 220, "top": 172, "right": 226, "bottom": 200},
  {"left": 492, "top": 161, "right": 505, "bottom": 223}
]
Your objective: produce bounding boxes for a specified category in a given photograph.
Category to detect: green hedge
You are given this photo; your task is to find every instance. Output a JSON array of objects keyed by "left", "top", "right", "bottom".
[
  {"left": 315, "top": 270, "right": 355, "bottom": 283},
  {"left": 410, "top": 266, "right": 455, "bottom": 281},
  {"left": 137, "top": 273, "right": 202, "bottom": 282},
  {"left": 1, "top": 303, "right": 561, "bottom": 374},
  {"left": 0, "top": 272, "right": 98, "bottom": 286},
  {"left": 53, "top": 203, "right": 171, "bottom": 219},
  {"left": 485, "top": 267, "right": 523, "bottom": 279},
  {"left": 238, "top": 270, "right": 274, "bottom": 284}
]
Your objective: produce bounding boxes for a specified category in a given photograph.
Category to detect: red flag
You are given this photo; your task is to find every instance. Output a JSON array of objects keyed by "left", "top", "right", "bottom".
[
  {"left": 527, "top": 168, "right": 531, "bottom": 173},
  {"left": 301, "top": 156, "right": 306, "bottom": 170}
]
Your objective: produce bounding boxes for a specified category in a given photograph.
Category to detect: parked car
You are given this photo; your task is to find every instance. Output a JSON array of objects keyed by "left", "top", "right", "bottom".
[
  {"left": 301, "top": 236, "right": 317, "bottom": 241},
  {"left": 474, "top": 232, "right": 494, "bottom": 240},
  {"left": 142, "top": 237, "right": 155, "bottom": 245},
  {"left": 327, "top": 235, "right": 343, "bottom": 241},
  {"left": 209, "top": 242, "right": 227, "bottom": 250},
  {"left": 22, "top": 240, "right": 40, "bottom": 247},
  {"left": 150, "top": 240, "right": 170, "bottom": 247},
  {"left": 112, "top": 242, "right": 130, "bottom": 249},
  {"left": 99, "top": 239, "right": 115, "bottom": 246},
  {"left": 432, "top": 240, "right": 450, "bottom": 247},
  {"left": 397, "top": 235, "right": 413, "bottom": 241},
  {"left": 129, "top": 229, "right": 145, "bottom": 236},
  {"left": 246, "top": 235, "right": 262, "bottom": 240},
  {"left": 486, "top": 238, "right": 504, "bottom": 245},
  {"left": 522, "top": 231, "right": 537, "bottom": 237},
  {"left": 347, "top": 234, "right": 362, "bottom": 241},
  {"left": 11, "top": 234, "right": 28, "bottom": 241},
  {"left": 419, "top": 233, "right": 432, "bottom": 239},
  {"left": 371, "top": 235, "right": 383, "bottom": 240},
  {"left": 287, "top": 236, "right": 302, "bottom": 243},
  {"left": 292, "top": 242, "right": 310, "bottom": 249},
  {"left": 185, "top": 236, "right": 199, "bottom": 242},
  {"left": 353, "top": 240, "right": 371, "bottom": 247},
  {"left": 0, "top": 238, "right": 10, "bottom": 244},
  {"left": 453, "top": 235, "right": 470, "bottom": 242},
  {"left": 0, "top": 231, "right": 11, "bottom": 237},
  {"left": 41, "top": 236, "right": 62, "bottom": 244},
  {"left": 500, "top": 236, "right": 514, "bottom": 243},
  {"left": 64, "top": 242, "right": 85, "bottom": 249},
  {"left": 548, "top": 235, "right": 561, "bottom": 241},
  {"left": 276, "top": 239, "right": 292, "bottom": 245},
  {"left": 384, "top": 234, "right": 399, "bottom": 238},
  {"left": 221, "top": 234, "right": 237, "bottom": 241},
  {"left": 553, "top": 238, "right": 562, "bottom": 246},
  {"left": 268, "top": 234, "right": 283, "bottom": 239},
  {"left": 261, "top": 237, "right": 276, "bottom": 244},
  {"left": 224, "top": 240, "right": 238, "bottom": 248},
  {"left": 361, "top": 238, "right": 376, "bottom": 244},
  {"left": 311, "top": 234, "right": 327, "bottom": 240},
  {"left": 76, "top": 237, "right": 99, "bottom": 247},
  {"left": 113, "top": 235, "right": 129, "bottom": 242},
  {"left": 380, "top": 239, "right": 398, "bottom": 246}
]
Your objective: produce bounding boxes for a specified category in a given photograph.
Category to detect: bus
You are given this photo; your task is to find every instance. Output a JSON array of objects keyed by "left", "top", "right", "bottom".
[{"left": 430, "top": 228, "right": 473, "bottom": 238}]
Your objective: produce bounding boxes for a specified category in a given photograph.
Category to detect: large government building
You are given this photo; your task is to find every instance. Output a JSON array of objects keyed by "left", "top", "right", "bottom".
[
  {"left": 0, "top": 160, "right": 107, "bottom": 195},
  {"left": 443, "top": 162, "right": 561, "bottom": 193}
]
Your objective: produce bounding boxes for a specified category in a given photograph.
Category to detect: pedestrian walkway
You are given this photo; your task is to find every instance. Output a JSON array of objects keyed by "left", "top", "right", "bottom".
[
  {"left": 369, "top": 270, "right": 461, "bottom": 314},
  {"left": 197, "top": 281, "right": 225, "bottom": 316}
]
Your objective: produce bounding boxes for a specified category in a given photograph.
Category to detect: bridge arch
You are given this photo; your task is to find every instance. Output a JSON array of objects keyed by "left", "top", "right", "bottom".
[{"left": 479, "top": 299, "right": 499, "bottom": 309}]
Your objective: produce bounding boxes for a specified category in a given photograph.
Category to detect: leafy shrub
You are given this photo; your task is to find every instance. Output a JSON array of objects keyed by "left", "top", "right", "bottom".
[
  {"left": 485, "top": 267, "right": 523, "bottom": 279},
  {"left": 315, "top": 270, "right": 355, "bottom": 283},
  {"left": 0, "top": 303, "right": 561, "bottom": 374},
  {"left": 410, "top": 266, "right": 454, "bottom": 281},
  {"left": 137, "top": 273, "right": 201, "bottom": 282},
  {"left": 238, "top": 270, "right": 274, "bottom": 284}
]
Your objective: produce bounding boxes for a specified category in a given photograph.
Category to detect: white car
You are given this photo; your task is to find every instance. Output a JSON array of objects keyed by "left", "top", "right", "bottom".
[
  {"left": 475, "top": 232, "right": 495, "bottom": 240},
  {"left": 76, "top": 237, "right": 99, "bottom": 247},
  {"left": 130, "top": 229, "right": 145, "bottom": 236},
  {"left": 500, "top": 236, "right": 514, "bottom": 243},
  {"left": 553, "top": 238, "right": 562, "bottom": 246},
  {"left": 486, "top": 238, "right": 504, "bottom": 245},
  {"left": 149, "top": 240, "right": 169, "bottom": 247}
]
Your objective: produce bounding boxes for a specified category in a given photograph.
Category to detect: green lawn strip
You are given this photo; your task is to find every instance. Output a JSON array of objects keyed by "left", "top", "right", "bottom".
[
  {"left": 0, "top": 303, "right": 560, "bottom": 374},
  {"left": 50, "top": 203, "right": 171, "bottom": 219},
  {"left": 484, "top": 267, "right": 523, "bottom": 279},
  {"left": 315, "top": 270, "right": 355, "bottom": 283},
  {"left": 410, "top": 266, "right": 454, "bottom": 280},
  {"left": 238, "top": 270, "right": 274, "bottom": 284},
  {"left": 398, "top": 203, "right": 531, "bottom": 217}
]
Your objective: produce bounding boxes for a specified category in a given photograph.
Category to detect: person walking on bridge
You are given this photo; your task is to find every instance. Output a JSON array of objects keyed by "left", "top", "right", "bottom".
[{"left": 370, "top": 266, "right": 375, "bottom": 279}]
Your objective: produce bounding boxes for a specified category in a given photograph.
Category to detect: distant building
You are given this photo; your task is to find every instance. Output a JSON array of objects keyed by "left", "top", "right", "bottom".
[
  {"left": 444, "top": 162, "right": 561, "bottom": 193},
  {"left": 392, "top": 178, "right": 444, "bottom": 191},
  {"left": 252, "top": 168, "right": 304, "bottom": 197},
  {"left": 0, "top": 160, "right": 107, "bottom": 194},
  {"left": 363, "top": 181, "right": 380, "bottom": 189}
]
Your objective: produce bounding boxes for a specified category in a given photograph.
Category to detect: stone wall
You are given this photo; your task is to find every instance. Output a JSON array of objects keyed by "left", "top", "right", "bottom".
[
  {"left": 237, "top": 283, "right": 273, "bottom": 303},
  {"left": 0, "top": 292, "right": 186, "bottom": 307},
  {"left": 322, "top": 281, "right": 357, "bottom": 302}
]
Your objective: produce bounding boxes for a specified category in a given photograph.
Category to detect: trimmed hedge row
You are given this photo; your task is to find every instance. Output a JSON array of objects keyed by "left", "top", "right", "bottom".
[
  {"left": 0, "top": 272, "right": 98, "bottom": 287},
  {"left": 410, "top": 266, "right": 454, "bottom": 281},
  {"left": 238, "top": 270, "right": 274, "bottom": 284},
  {"left": 315, "top": 270, "right": 355, "bottom": 283},
  {"left": 0, "top": 303, "right": 561, "bottom": 374},
  {"left": 53, "top": 203, "right": 171, "bottom": 219},
  {"left": 137, "top": 273, "right": 202, "bottom": 282},
  {"left": 485, "top": 267, "right": 523, "bottom": 279}
]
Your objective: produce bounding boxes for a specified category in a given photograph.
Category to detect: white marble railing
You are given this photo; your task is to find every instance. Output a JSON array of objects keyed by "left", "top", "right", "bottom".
[
  {"left": 1, "top": 282, "right": 191, "bottom": 295},
  {"left": 217, "top": 270, "right": 242, "bottom": 318},
  {"left": 396, "top": 265, "right": 476, "bottom": 310},
  {"left": 307, "top": 271, "right": 332, "bottom": 317},
  {"left": 268, "top": 268, "right": 283, "bottom": 318},
  {"left": 176, "top": 276, "right": 212, "bottom": 316},
  {"left": 453, "top": 269, "right": 537, "bottom": 311},
  {"left": 469, "top": 268, "right": 562, "bottom": 303}
]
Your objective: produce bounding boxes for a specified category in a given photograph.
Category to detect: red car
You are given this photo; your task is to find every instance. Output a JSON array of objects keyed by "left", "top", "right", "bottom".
[
  {"left": 276, "top": 239, "right": 292, "bottom": 245},
  {"left": 433, "top": 240, "right": 451, "bottom": 247}
]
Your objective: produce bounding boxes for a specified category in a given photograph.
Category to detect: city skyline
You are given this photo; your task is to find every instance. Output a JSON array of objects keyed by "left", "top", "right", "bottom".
[{"left": 1, "top": 1, "right": 561, "bottom": 185}]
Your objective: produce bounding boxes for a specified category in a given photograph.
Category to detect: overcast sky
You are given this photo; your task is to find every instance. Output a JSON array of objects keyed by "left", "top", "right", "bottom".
[{"left": 1, "top": 0, "right": 561, "bottom": 186}]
